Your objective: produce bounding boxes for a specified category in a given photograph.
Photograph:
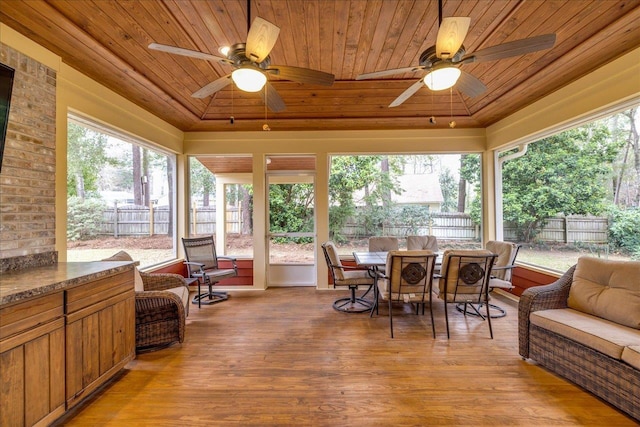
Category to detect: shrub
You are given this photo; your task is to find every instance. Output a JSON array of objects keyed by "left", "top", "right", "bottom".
[
  {"left": 67, "top": 197, "right": 108, "bottom": 241},
  {"left": 608, "top": 207, "right": 640, "bottom": 259}
]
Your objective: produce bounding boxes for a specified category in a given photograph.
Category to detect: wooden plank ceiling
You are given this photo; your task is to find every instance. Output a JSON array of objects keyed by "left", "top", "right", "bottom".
[{"left": 1, "top": 0, "right": 639, "bottom": 133}]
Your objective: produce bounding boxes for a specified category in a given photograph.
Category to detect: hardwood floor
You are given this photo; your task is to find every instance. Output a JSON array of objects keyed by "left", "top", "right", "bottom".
[{"left": 58, "top": 288, "right": 637, "bottom": 426}]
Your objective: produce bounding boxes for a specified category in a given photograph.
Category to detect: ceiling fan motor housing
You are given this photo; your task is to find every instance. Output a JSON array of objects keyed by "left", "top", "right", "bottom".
[
  {"left": 227, "top": 43, "right": 270, "bottom": 69},
  {"left": 419, "top": 45, "right": 466, "bottom": 68}
]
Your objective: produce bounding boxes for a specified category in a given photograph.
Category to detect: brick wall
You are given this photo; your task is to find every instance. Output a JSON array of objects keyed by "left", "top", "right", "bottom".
[{"left": 0, "top": 44, "right": 57, "bottom": 257}]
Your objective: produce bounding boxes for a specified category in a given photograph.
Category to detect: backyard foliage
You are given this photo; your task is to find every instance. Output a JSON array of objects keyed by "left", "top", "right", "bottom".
[
  {"left": 67, "top": 196, "right": 107, "bottom": 241},
  {"left": 67, "top": 122, "right": 113, "bottom": 198},
  {"left": 607, "top": 207, "right": 640, "bottom": 258},
  {"left": 502, "top": 124, "right": 621, "bottom": 241}
]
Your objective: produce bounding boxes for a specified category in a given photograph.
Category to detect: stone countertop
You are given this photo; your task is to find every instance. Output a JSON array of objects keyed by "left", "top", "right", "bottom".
[{"left": 0, "top": 261, "right": 137, "bottom": 306}]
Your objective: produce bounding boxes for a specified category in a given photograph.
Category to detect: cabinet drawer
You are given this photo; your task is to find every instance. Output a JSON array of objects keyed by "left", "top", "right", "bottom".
[
  {"left": 66, "top": 270, "right": 134, "bottom": 314},
  {"left": 0, "top": 293, "right": 64, "bottom": 341}
]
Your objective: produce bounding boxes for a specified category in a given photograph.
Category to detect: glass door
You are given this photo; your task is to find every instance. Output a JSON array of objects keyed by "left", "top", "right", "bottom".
[{"left": 266, "top": 160, "right": 316, "bottom": 286}]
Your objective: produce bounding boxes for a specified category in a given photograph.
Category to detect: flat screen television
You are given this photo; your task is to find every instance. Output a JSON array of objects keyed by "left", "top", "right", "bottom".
[{"left": 0, "top": 62, "right": 16, "bottom": 173}]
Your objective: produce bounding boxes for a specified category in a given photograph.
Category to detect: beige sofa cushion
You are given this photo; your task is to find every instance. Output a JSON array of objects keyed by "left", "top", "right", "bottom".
[
  {"left": 621, "top": 345, "right": 640, "bottom": 370},
  {"left": 530, "top": 308, "right": 640, "bottom": 360},
  {"left": 101, "top": 250, "right": 144, "bottom": 291},
  {"left": 568, "top": 257, "right": 640, "bottom": 329}
]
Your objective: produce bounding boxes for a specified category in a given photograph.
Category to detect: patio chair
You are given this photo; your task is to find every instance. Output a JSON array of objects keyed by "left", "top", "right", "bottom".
[
  {"left": 102, "top": 251, "right": 189, "bottom": 352},
  {"left": 182, "top": 235, "right": 238, "bottom": 308},
  {"left": 431, "top": 250, "right": 497, "bottom": 339},
  {"left": 368, "top": 236, "right": 399, "bottom": 252},
  {"left": 322, "top": 241, "right": 374, "bottom": 313},
  {"left": 485, "top": 240, "right": 520, "bottom": 316},
  {"left": 406, "top": 235, "right": 439, "bottom": 251},
  {"left": 373, "top": 250, "right": 437, "bottom": 338}
]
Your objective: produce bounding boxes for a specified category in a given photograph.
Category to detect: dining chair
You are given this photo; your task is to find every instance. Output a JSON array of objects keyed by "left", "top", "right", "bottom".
[
  {"left": 406, "top": 235, "right": 439, "bottom": 251},
  {"left": 484, "top": 241, "right": 520, "bottom": 317},
  {"left": 368, "top": 236, "right": 399, "bottom": 252},
  {"left": 182, "top": 235, "right": 238, "bottom": 308},
  {"left": 322, "top": 241, "right": 374, "bottom": 313},
  {"left": 373, "top": 250, "right": 437, "bottom": 338},
  {"left": 431, "top": 249, "right": 497, "bottom": 339}
]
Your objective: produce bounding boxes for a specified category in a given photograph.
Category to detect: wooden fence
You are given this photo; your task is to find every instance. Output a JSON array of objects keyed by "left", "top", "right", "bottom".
[
  {"left": 100, "top": 207, "right": 609, "bottom": 244},
  {"left": 343, "top": 213, "right": 479, "bottom": 240},
  {"left": 99, "top": 206, "right": 240, "bottom": 237},
  {"left": 503, "top": 215, "right": 609, "bottom": 243}
]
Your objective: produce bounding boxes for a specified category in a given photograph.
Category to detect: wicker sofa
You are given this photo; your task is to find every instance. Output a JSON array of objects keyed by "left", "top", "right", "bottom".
[{"left": 518, "top": 257, "right": 640, "bottom": 421}]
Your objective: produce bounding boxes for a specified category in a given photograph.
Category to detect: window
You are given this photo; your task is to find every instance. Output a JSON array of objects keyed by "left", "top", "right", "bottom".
[
  {"left": 328, "top": 154, "right": 482, "bottom": 256},
  {"left": 188, "top": 156, "right": 253, "bottom": 258},
  {"left": 66, "top": 116, "right": 177, "bottom": 268},
  {"left": 497, "top": 106, "right": 639, "bottom": 272}
]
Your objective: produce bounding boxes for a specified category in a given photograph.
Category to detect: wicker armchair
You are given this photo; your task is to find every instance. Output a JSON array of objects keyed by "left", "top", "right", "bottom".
[
  {"left": 102, "top": 251, "right": 190, "bottom": 352},
  {"left": 135, "top": 271, "right": 190, "bottom": 352}
]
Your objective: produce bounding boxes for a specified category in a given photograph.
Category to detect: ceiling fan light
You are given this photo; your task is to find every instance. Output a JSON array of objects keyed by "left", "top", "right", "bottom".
[
  {"left": 232, "top": 68, "right": 267, "bottom": 92},
  {"left": 424, "top": 66, "right": 461, "bottom": 91}
]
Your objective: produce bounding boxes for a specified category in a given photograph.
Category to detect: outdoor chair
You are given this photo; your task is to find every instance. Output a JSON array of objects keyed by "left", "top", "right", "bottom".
[
  {"left": 182, "top": 235, "right": 238, "bottom": 308},
  {"left": 368, "top": 236, "right": 399, "bottom": 252},
  {"left": 485, "top": 240, "right": 520, "bottom": 317},
  {"left": 406, "top": 235, "right": 439, "bottom": 251},
  {"left": 432, "top": 250, "right": 497, "bottom": 339},
  {"left": 322, "top": 241, "right": 374, "bottom": 313},
  {"left": 372, "top": 250, "right": 437, "bottom": 338},
  {"left": 102, "top": 251, "right": 189, "bottom": 352},
  {"left": 456, "top": 241, "right": 520, "bottom": 318}
]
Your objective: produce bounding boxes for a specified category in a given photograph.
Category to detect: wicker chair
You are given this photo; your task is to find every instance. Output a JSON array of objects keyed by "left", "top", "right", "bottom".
[
  {"left": 136, "top": 271, "right": 189, "bottom": 352},
  {"left": 102, "top": 251, "right": 189, "bottom": 352}
]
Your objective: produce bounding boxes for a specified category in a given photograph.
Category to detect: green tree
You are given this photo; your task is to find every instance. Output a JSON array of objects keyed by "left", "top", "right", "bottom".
[
  {"left": 67, "top": 122, "right": 113, "bottom": 198},
  {"left": 269, "top": 183, "right": 314, "bottom": 243},
  {"left": 329, "top": 156, "right": 402, "bottom": 239},
  {"left": 439, "top": 167, "right": 457, "bottom": 212},
  {"left": 503, "top": 124, "right": 621, "bottom": 241},
  {"left": 190, "top": 158, "right": 216, "bottom": 206}
]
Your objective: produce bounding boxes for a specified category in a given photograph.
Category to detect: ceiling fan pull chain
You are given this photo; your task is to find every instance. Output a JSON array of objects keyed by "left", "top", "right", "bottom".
[
  {"left": 230, "top": 83, "right": 234, "bottom": 125},
  {"left": 449, "top": 87, "right": 456, "bottom": 128},
  {"left": 263, "top": 84, "right": 270, "bottom": 131}
]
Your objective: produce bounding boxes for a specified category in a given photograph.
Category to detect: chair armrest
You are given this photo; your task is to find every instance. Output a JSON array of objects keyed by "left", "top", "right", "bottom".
[
  {"left": 491, "top": 264, "right": 516, "bottom": 271},
  {"left": 217, "top": 256, "right": 238, "bottom": 270},
  {"left": 518, "top": 264, "right": 575, "bottom": 358},
  {"left": 330, "top": 263, "right": 366, "bottom": 272},
  {"left": 135, "top": 291, "right": 186, "bottom": 342},
  {"left": 139, "top": 271, "right": 189, "bottom": 292}
]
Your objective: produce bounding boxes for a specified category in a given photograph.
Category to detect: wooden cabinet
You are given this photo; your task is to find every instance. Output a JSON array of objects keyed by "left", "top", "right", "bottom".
[
  {"left": 65, "top": 269, "right": 136, "bottom": 409},
  {"left": 0, "top": 263, "right": 136, "bottom": 426},
  {"left": 0, "top": 293, "right": 66, "bottom": 427}
]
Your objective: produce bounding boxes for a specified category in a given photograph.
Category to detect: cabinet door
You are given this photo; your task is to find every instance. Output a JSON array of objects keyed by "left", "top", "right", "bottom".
[
  {"left": 66, "top": 271, "right": 135, "bottom": 408},
  {"left": 0, "top": 319, "right": 65, "bottom": 427}
]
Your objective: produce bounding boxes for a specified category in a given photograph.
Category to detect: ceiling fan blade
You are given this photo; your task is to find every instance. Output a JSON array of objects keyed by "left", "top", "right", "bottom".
[
  {"left": 267, "top": 65, "right": 335, "bottom": 86},
  {"left": 148, "top": 43, "right": 227, "bottom": 62},
  {"left": 436, "top": 17, "right": 471, "bottom": 59},
  {"left": 455, "top": 71, "right": 486, "bottom": 98},
  {"left": 246, "top": 17, "right": 281, "bottom": 63},
  {"left": 389, "top": 79, "right": 425, "bottom": 107},
  {"left": 464, "top": 34, "right": 556, "bottom": 63},
  {"left": 192, "top": 75, "right": 232, "bottom": 98},
  {"left": 356, "top": 66, "right": 425, "bottom": 80},
  {"left": 260, "top": 82, "right": 286, "bottom": 112}
]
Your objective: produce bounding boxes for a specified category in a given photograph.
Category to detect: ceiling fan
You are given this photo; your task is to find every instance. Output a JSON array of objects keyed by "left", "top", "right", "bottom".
[
  {"left": 356, "top": 0, "right": 556, "bottom": 107},
  {"left": 148, "top": 0, "right": 335, "bottom": 113}
]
